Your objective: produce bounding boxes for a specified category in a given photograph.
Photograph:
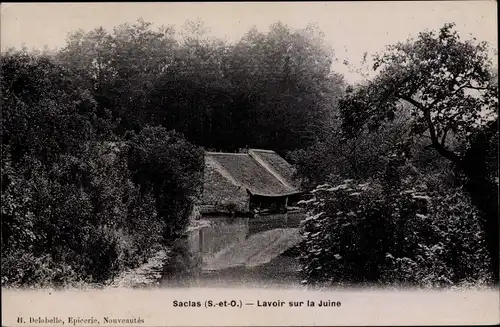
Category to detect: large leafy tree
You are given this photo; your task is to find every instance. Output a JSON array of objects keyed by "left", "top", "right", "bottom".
[
  {"left": 1, "top": 50, "right": 203, "bottom": 286},
  {"left": 57, "top": 19, "right": 344, "bottom": 153},
  {"left": 57, "top": 20, "right": 179, "bottom": 134},
  {"left": 221, "top": 22, "right": 344, "bottom": 153},
  {"left": 341, "top": 23, "right": 497, "bottom": 151},
  {"left": 338, "top": 23, "right": 498, "bottom": 282},
  {"left": 1, "top": 50, "right": 106, "bottom": 165},
  {"left": 145, "top": 20, "right": 234, "bottom": 148}
]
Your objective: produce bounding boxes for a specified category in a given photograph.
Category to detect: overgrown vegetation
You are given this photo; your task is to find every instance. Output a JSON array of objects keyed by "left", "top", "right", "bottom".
[
  {"left": 299, "top": 170, "right": 491, "bottom": 288},
  {"left": 1, "top": 20, "right": 497, "bottom": 288},
  {"left": 295, "top": 23, "right": 498, "bottom": 287},
  {"left": 1, "top": 52, "right": 203, "bottom": 287}
]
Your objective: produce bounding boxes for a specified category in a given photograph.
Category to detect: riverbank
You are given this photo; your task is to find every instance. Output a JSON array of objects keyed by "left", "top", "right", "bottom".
[{"left": 108, "top": 250, "right": 170, "bottom": 288}]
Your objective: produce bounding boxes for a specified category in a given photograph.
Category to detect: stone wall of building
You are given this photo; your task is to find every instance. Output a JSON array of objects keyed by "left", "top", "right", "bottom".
[{"left": 202, "top": 159, "right": 249, "bottom": 212}]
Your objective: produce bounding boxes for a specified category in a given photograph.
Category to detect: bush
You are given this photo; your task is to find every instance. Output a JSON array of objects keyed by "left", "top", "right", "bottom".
[
  {"left": 299, "top": 178, "right": 491, "bottom": 288},
  {"left": 2, "top": 250, "right": 79, "bottom": 288},
  {"left": 382, "top": 189, "right": 491, "bottom": 287},
  {"left": 1, "top": 142, "right": 169, "bottom": 287}
]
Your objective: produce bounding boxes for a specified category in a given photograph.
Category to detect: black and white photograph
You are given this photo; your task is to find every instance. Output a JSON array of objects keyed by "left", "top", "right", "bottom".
[{"left": 1, "top": 1, "right": 498, "bottom": 326}]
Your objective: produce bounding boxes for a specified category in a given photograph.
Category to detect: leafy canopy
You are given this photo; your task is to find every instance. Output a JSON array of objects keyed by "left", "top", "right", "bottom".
[{"left": 339, "top": 23, "right": 498, "bottom": 164}]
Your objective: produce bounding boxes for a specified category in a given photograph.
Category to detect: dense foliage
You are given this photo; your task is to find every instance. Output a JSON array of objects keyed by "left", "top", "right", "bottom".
[
  {"left": 55, "top": 20, "right": 344, "bottom": 154},
  {"left": 1, "top": 20, "right": 497, "bottom": 288},
  {"left": 1, "top": 19, "right": 341, "bottom": 287},
  {"left": 299, "top": 169, "right": 491, "bottom": 288},
  {"left": 295, "top": 23, "right": 498, "bottom": 286},
  {"left": 1, "top": 52, "right": 203, "bottom": 287},
  {"left": 127, "top": 127, "right": 204, "bottom": 242}
]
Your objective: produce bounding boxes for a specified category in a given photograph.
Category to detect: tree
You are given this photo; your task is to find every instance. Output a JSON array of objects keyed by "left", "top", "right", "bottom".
[
  {"left": 126, "top": 126, "right": 204, "bottom": 242},
  {"left": 337, "top": 23, "right": 498, "bottom": 282},
  {"left": 221, "top": 22, "right": 344, "bottom": 153},
  {"left": 1, "top": 51, "right": 176, "bottom": 287},
  {"left": 288, "top": 107, "right": 413, "bottom": 187},
  {"left": 1, "top": 50, "right": 106, "bottom": 165},
  {"left": 1, "top": 51, "right": 164, "bottom": 286},
  {"left": 56, "top": 19, "right": 345, "bottom": 154},
  {"left": 57, "top": 20, "right": 179, "bottom": 134}
]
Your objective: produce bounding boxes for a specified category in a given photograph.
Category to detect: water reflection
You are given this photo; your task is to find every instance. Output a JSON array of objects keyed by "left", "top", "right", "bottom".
[
  {"left": 161, "top": 254, "right": 302, "bottom": 288},
  {"left": 164, "top": 213, "right": 305, "bottom": 288}
]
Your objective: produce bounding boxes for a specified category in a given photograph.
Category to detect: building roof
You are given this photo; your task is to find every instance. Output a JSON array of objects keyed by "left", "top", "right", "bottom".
[{"left": 205, "top": 149, "right": 300, "bottom": 198}]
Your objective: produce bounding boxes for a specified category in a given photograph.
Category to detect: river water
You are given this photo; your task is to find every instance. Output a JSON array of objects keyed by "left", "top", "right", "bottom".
[
  {"left": 160, "top": 215, "right": 305, "bottom": 288},
  {"left": 161, "top": 253, "right": 302, "bottom": 288}
]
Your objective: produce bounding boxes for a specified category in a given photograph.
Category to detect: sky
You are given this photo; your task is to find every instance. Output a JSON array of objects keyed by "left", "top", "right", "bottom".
[{"left": 1, "top": 2, "right": 497, "bottom": 82}]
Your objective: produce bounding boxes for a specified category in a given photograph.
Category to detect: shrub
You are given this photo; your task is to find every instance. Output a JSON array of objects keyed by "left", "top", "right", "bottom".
[
  {"left": 1, "top": 142, "right": 169, "bottom": 287},
  {"left": 1, "top": 250, "right": 80, "bottom": 288},
  {"left": 299, "top": 178, "right": 491, "bottom": 288},
  {"left": 382, "top": 189, "right": 491, "bottom": 287}
]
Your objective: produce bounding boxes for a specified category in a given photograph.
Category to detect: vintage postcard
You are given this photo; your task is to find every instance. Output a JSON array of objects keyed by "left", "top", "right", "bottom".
[{"left": 1, "top": 1, "right": 498, "bottom": 326}]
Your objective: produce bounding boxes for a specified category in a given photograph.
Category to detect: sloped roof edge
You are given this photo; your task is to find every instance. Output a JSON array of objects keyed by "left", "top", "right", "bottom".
[
  {"left": 205, "top": 149, "right": 300, "bottom": 197},
  {"left": 248, "top": 149, "right": 294, "bottom": 189}
]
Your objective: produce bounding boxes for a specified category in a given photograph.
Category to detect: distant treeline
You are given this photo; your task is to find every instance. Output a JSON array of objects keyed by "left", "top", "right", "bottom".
[{"left": 53, "top": 19, "right": 345, "bottom": 154}]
